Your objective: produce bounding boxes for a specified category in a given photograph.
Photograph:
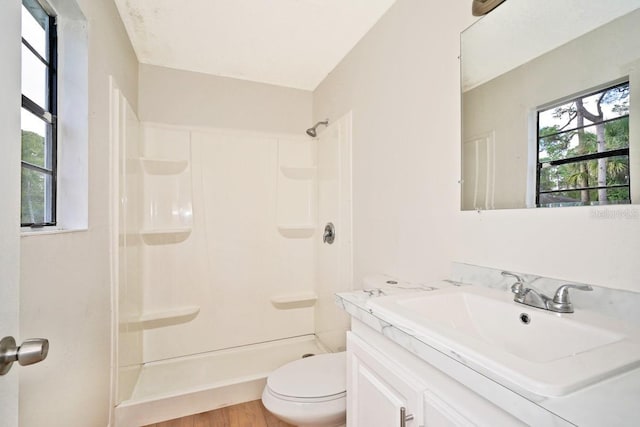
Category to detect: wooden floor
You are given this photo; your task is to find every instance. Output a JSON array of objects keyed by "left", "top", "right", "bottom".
[{"left": 143, "top": 400, "right": 294, "bottom": 427}]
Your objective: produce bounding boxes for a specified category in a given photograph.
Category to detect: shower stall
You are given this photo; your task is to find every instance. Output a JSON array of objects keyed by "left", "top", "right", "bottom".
[{"left": 109, "top": 82, "right": 352, "bottom": 426}]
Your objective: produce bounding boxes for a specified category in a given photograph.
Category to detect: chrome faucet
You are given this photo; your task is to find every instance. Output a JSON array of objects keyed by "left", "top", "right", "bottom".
[
  {"left": 546, "top": 284, "right": 594, "bottom": 313},
  {"left": 501, "top": 271, "right": 593, "bottom": 313}
]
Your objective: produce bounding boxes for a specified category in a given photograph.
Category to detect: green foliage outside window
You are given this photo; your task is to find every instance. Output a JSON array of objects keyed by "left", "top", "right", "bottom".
[{"left": 21, "top": 130, "right": 47, "bottom": 224}]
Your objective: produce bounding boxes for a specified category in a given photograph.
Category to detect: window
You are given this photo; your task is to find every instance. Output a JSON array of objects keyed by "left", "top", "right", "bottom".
[
  {"left": 21, "top": 0, "right": 57, "bottom": 227},
  {"left": 536, "top": 82, "right": 630, "bottom": 207}
]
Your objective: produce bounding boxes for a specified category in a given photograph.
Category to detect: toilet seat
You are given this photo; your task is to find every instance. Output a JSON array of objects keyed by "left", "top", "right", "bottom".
[
  {"left": 265, "top": 387, "right": 346, "bottom": 403},
  {"left": 266, "top": 352, "right": 346, "bottom": 400}
]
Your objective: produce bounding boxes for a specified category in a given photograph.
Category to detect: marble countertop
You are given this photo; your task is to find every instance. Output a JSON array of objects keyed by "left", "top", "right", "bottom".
[{"left": 336, "top": 277, "right": 640, "bottom": 427}]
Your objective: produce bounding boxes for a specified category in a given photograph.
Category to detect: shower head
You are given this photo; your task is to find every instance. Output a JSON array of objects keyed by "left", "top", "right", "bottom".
[{"left": 305, "top": 120, "right": 329, "bottom": 137}]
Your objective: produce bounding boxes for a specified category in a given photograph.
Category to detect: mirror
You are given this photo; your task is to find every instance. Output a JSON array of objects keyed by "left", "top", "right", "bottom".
[{"left": 461, "top": 0, "right": 640, "bottom": 210}]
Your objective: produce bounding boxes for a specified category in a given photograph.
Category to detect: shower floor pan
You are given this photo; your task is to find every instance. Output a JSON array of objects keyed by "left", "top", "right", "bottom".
[{"left": 115, "top": 335, "right": 327, "bottom": 427}]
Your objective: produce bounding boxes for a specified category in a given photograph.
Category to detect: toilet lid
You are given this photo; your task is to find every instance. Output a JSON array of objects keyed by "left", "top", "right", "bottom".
[{"left": 267, "top": 352, "right": 346, "bottom": 399}]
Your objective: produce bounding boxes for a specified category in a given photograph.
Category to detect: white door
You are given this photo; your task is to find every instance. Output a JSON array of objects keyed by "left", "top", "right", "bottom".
[{"left": 0, "top": 0, "right": 23, "bottom": 425}]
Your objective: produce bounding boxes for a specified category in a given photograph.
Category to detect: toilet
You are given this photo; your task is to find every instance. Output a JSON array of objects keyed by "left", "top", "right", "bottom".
[{"left": 262, "top": 351, "right": 346, "bottom": 427}]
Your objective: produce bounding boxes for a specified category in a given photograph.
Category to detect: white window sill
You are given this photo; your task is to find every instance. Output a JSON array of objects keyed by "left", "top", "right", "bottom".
[{"left": 21, "top": 227, "right": 88, "bottom": 237}]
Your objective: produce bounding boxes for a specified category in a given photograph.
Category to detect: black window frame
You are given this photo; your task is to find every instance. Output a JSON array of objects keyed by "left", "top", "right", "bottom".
[
  {"left": 21, "top": 0, "right": 58, "bottom": 228},
  {"left": 535, "top": 82, "right": 631, "bottom": 207}
]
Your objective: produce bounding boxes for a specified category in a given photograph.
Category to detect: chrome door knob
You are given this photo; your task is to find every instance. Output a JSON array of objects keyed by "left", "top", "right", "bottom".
[{"left": 0, "top": 336, "right": 49, "bottom": 375}]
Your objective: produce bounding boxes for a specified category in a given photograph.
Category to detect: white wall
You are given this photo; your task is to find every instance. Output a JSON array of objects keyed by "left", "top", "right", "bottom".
[
  {"left": 313, "top": 0, "right": 474, "bottom": 287},
  {"left": 139, "top": 64, "right": 312, "bottom": 134},
  {"left": 19, "top": 0, "right": 139, "bottom": 426},
  {"left": 313, "top": 0, "right": 640, "bottom": 292}
]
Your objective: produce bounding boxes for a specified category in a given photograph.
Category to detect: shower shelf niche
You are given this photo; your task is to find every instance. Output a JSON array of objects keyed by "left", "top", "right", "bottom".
[
  {"left": 280, "top": 165, "right": 317, "bottom": 180},
  {"left": 277, "top": 224, "right": 316, "bottom": 239},
  {"left": 140, "top": 157, "right": 189, "bottom": 175},
  {"left": 140, "top": 227, "right": 192, "bottom": 245},
  {"left": 270, "top": 292, "right": 317, "bottom": 309},
  {"left": 124, "top": 306, "right": 200, "bottom": 328}
]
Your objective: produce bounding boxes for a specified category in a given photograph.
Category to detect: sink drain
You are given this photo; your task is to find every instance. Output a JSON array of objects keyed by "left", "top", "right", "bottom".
[
  {"left": 520, "top": 313, "right": 531, "bottom": 324},
  {"left": 302, "top": 353, "right": 315, "bottom": 358}
]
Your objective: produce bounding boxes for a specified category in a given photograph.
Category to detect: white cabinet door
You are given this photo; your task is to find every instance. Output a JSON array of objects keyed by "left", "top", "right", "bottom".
[
  {"left": 347, "top": 332, "right": 424, "bottom": 427},
  {"left": 423, "top": 390, "right": 474, "bottom": 427}
]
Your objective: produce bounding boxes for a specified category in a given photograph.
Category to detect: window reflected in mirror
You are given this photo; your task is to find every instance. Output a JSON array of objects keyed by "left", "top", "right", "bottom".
[{"left": 537, "top": 82, "right": 630, "bottom": 207}]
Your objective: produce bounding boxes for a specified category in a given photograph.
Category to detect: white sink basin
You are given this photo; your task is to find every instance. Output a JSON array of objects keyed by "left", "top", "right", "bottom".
[{"left": 367, "top": 285, "right": 640, "bottom": 397}]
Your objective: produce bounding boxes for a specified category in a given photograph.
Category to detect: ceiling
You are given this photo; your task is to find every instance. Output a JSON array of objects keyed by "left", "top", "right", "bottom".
[
  {"left": 462, "top": 0, "right": 640, "bottom": 91},
  {"left": 113, "top": 0, "right": 397, "bottom": 91}
]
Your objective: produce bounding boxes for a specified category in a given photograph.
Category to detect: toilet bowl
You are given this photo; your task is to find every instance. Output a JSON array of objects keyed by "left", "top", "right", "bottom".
[{"left": 262, "top": 351, "right": 346, "bottom": 427}]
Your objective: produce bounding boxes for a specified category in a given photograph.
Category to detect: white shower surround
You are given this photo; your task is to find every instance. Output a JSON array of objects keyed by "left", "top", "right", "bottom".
[
  {"left": 139, "top": 124, "right": 318, "bottom": 362},
  {"left": 113, "top": 105, "right": 353, "bottom": 421}
]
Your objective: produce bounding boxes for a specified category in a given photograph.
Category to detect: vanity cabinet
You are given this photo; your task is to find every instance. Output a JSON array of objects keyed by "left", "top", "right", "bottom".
[
  {"left": 347, "top": 321, "right": 529, "bottom": 427},
  {"left": 348, "top": 331, "right": 425, "bottom": 426}
]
